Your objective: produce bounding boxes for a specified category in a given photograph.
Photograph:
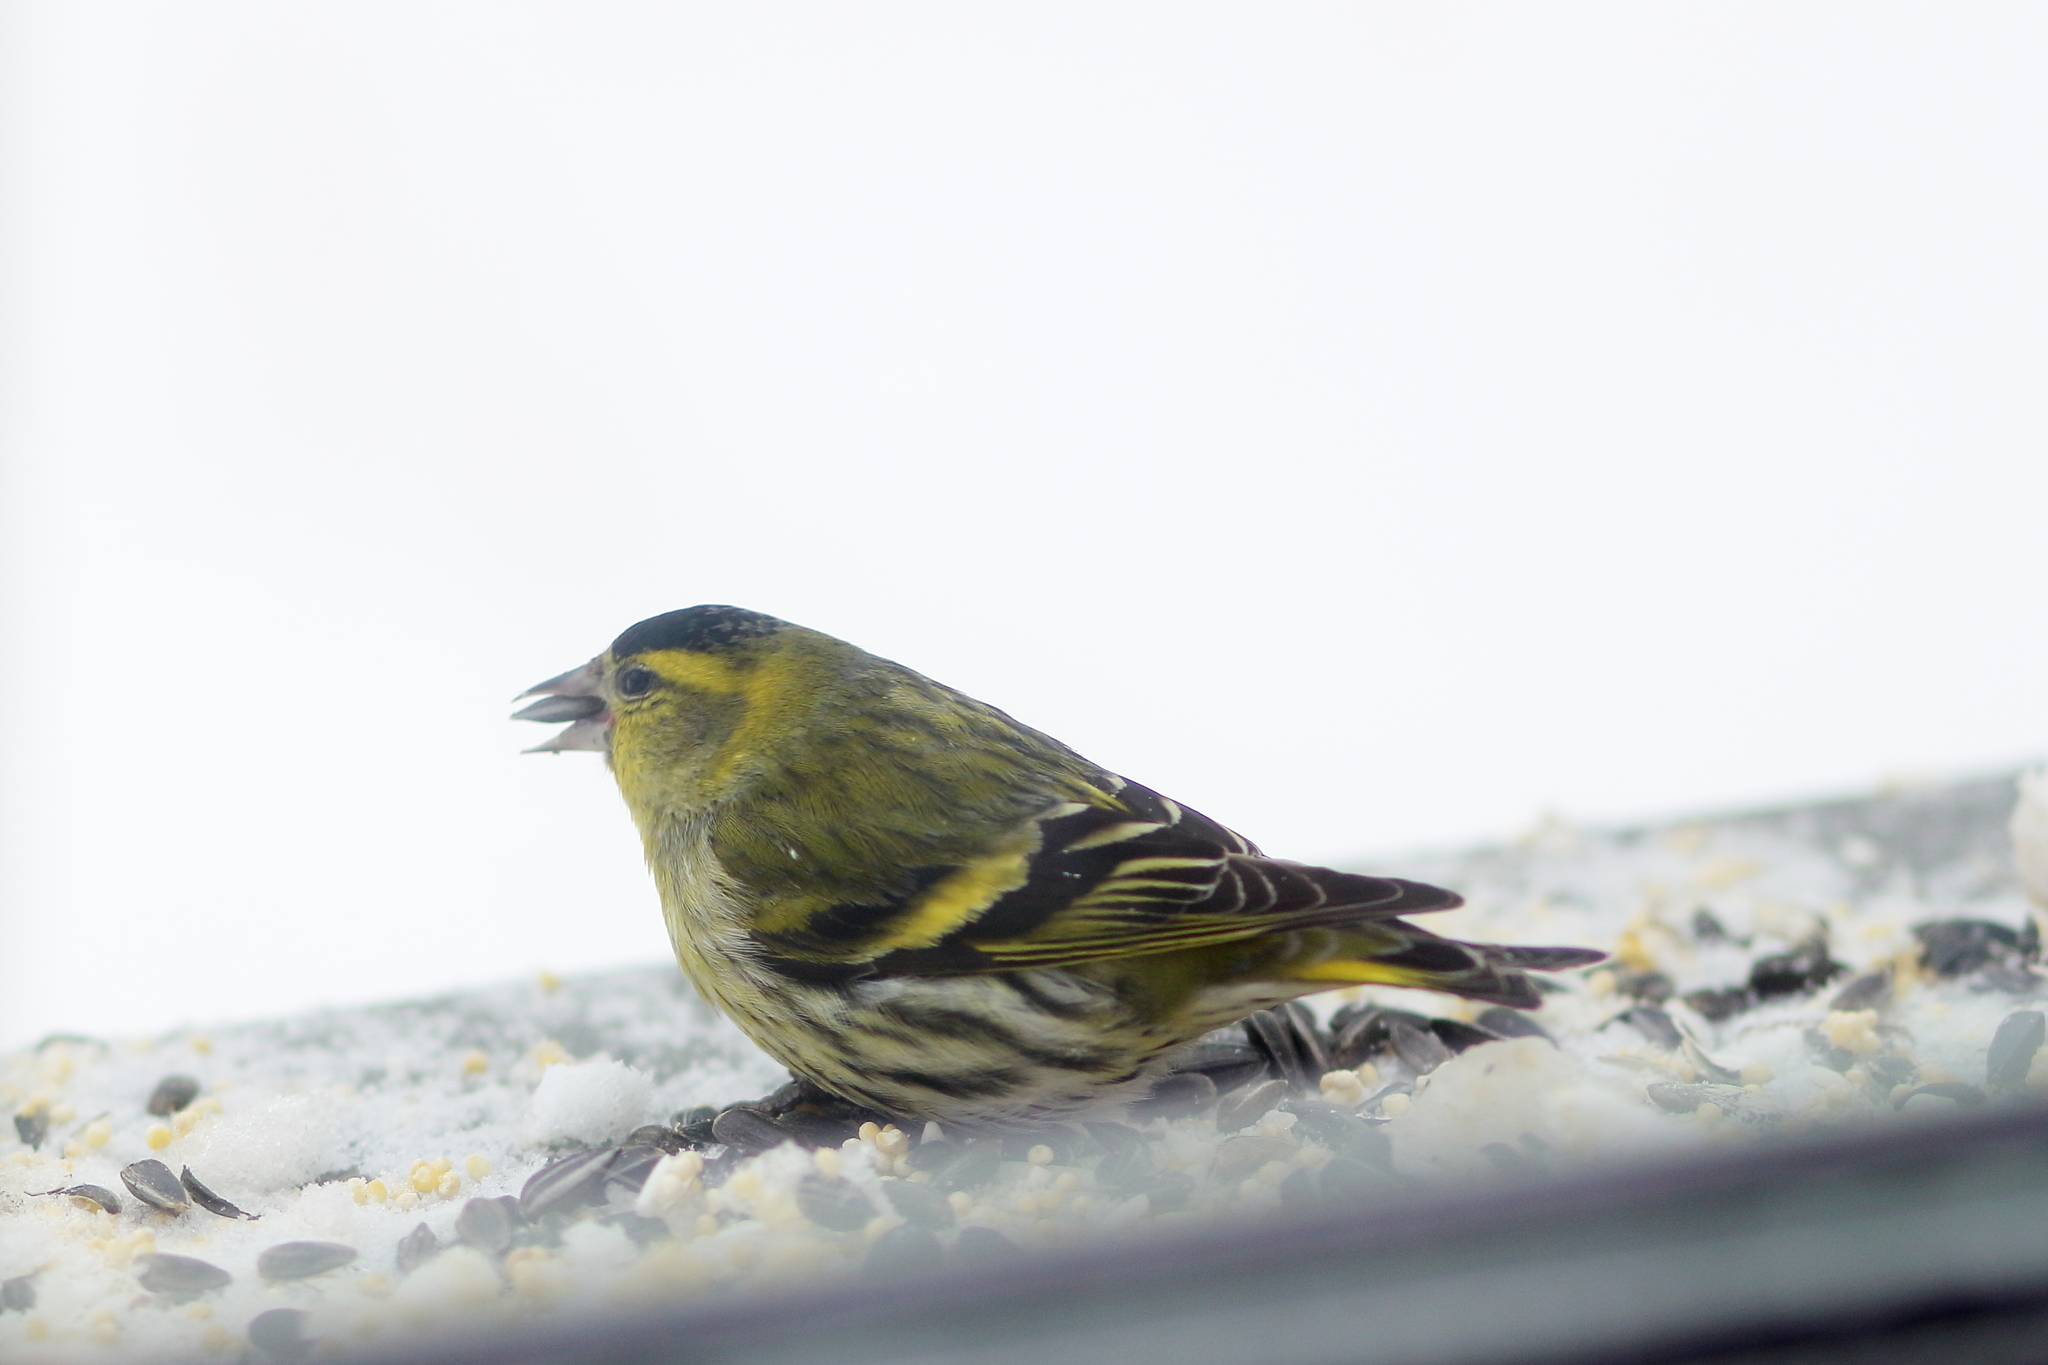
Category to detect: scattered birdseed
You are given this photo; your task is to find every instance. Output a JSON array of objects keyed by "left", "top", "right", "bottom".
[
  {"left": 179, "top": 1166, "right": 258, "bottom": 1220},
  {"left": 247, "top": 1307, "right": 312, "bottom": 1362},
  {"left": 120, "top": 1159, "right": 191, "bottom": 1213},
  {"left": 256, "top": 1242, "right": 358, "bottom": 1282},
  {"left": 135, "top": 1254, "right": 231, "bottom": 1297},
  {"left": 1986, "top": 1011, "right": 2046, "bottom": 1090},
  {"left": 146, "top": 1075, "right": 201, "bottom": 1116}
]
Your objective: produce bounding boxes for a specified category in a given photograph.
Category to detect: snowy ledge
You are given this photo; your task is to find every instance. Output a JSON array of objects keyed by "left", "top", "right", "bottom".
[{"left": 4, "top": 771, "right": 2046, "bottom": 1363}]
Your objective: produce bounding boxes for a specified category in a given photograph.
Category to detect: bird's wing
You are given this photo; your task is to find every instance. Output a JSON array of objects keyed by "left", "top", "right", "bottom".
[{"left": 749, "top": 778, "right": 1476, "bottom": 981}]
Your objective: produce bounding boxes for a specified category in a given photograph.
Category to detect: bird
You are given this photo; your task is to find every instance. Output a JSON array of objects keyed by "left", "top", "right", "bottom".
[{"left": 514, "top": 604, "right": 1603, "bottom": 1126}]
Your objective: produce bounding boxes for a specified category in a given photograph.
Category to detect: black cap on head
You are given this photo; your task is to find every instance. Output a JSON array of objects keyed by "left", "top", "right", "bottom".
[{"left": 610, "top": 606, "right": 792, "bottom": 658}]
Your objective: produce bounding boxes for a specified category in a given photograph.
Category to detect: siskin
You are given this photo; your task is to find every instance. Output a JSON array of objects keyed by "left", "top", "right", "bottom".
[{"left": 515, "top": 605, "right": 1601, "bottom": 1125}]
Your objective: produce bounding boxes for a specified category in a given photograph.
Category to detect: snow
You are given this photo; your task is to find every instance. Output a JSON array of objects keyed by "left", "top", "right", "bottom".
[{"left": 1, "top": 771, "right": 2040, "bottom": 1360}]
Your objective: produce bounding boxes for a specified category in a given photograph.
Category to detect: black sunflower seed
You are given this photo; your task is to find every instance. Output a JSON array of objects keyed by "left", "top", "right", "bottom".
[
  {"left": 1865, "top": 1054, "right": 1917, "bottom": 1087},
  {"left": 1915, "top": 920, "right": 2021, "bottom": 978},
  {"left": 863, "top": 1223, "right": 943, "bottom": 1277},
  {"left": 603, "top": 1146, "right": 666, "bottom": 1195},
  {"left": 1129, "top": 1071, "right": 1216, "bottom": 1118},
  {"left": 796, "top": 1175, "right": 874, "bottom": 1232},
  {"left": 1326, "top": 1007, "right": 1430, "bottom": 1069},
  {"left": 1682, "top": 986, "right": 1755, "bottom": 1022},
  {"left": 2, "top": 1274, "right": 35, "bottom": 1312},
  {"left": 1389, "top": 1022, "right": 1453, "bottom": 1075},
  {"left": 1749, "top": 940, "right": 1845, "bottom": 999},
  {"left": 904, "top": 1138, "right": 964, "bottom": 1175},
  {"left": 1829, "top": 969, "right": 1894, "bottom": 1012},
  {"left": 1611, "top": 971, "right": 1675, "bottom": 1004},
  {"left": 395, "top": 1222, "right": 440, "bottom": 1273},
  {"left": 879, "top": 1178, "right": 954, "bottom": 1229},
  {"left": 1646, "top": 1082, "right": 1712, "bottom": 1114},
  {"left": 179, "top": 1167, "right": 256, "bottom": 1220},
  {"left": 1079, "top": 1121, "right": 1142, "bottom": 1157},
  {"left": 39, "top": 1184, "right": 122, "bottom": 1215},
  {"left": 121, "top": 1159, "right": 191, "bottom": 1213},
  {"left": 1429, "top": 1019, "right": 1505, "bottom": 1054},
  {"left": 1166, "top": 1042, "right": 1268, "bottom": 1095},
  {"left": 136, "top": 1253, "right": 230, "bottom": 1296},
  {"left": 12, "top": 1111, "right": 48, "bottom": 1150},
  {"left": 454, "top": 1195, "right": 521, "bottom": 1254},
  {"left": 626, "top": 1124, "right": 687, "bottom": 1154},
  {"left": 146, "top": 1075, "right": 201, "bottom": 1117},
  {"left": 257, "top": 1241, "right": 357, "bottom": 1281},
  {"left": 1617, "top": 1007, "right": 1682, "bottom": 1051},
  {"left": 1987, "top": 1010, "right": 2046, "bottom": 1090},
  {"left": 518, "top": 1147, "right": 618, "bottom": 1221},
  {"left": 1691, "top": 909, "right": 1730, "bottom": 941},
  {"left": 1475, "top": 1007, "right": 1552, "bottom": 1041},
  {"left": 710, "top": 1106, "right": 788, "bottom": 1153},
  {"left": 1682, "top": 1040, "right": 1743, "bottom": 1086},
  {"left": 1244, "top": 1009, "right": 1324, "bottom": 1090},
  {"left": 672, "top": 1105, "right": 719, "bottom": 1146},
  {"left": 1280, "top": 1097, "right": 1390, "bottom": 1164},
  {"left": 247, "top": 1307, "right": 312, "bottom": 1362},
  {"left": 1893, "top": 1082, "right": 1989, "bottom": 1111},
  {"left": 1215, "top": 1079, "right": 1290, "bottom": 1134}
]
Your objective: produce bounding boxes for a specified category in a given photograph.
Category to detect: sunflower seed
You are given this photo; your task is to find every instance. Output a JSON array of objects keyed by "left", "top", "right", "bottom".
[
  {"left": 453, "top": 1195, "right": 520, "bottom": 1253},
  {"left": 395, "top": 1222, "right": 440, "bottom": 1273},
  {"left": 863, "top": 1223, "right": 943, "bottom": 1277},
  {"left": 121, "top": 1159, "right": 191, "bottom": 1213},
  {"left": 1915, "top": 920, "right": 2021, "bottom": 978},
  {"left": 1682, "top": 986, "right": 1755, "bottom": 1021},
  {"left": 795, "top": 1175, "right": 874, "bottom": 1231},
  {"left": 1749, "top": 939, "right": 1845, "bottom": 998},
  {"left": 603, "top": 1146, "right": 666, "bottom": 1195},
  {"left": 1211, "top": 1135, "right": 1296, "bottom": 1183},
  {"left": 2, "top": 1275, "right": 35, "bottom": 1312},
  {"left": 1617, "top": 1007, "right": 1682, "bottom": 1051},
  {"left": 38, "top": 1184, "right": 122, "bottom": 1215},
  {"left": 626, "top": 1124, "right": 687, "bottom": 1154},
  {"left": 12, "top": 1112, "right": 48, "bottom": 1150},
  {"left": 1165, "top": 1042, "right": 1267, "bottom": 1095},
  {"left": 1215, "top": 1079, "right": 1289, "bottom": 1134},
  {"left": 1692, "top": 908, "right": 1730, "bottom": 941},
  {"left": 248, "top": 1307, "right": 312, "bottom": 1362},
  {"left": 180, "top": 1167, "right": 256, "bottom": 1220},
  {"left": 1430, "top": 1019, "right": 1506, "bottom": 1054},
  {"left": 518, "top": 1147, "right": 617, "bottom": 1221},
  {"left": 1390, "top": 1022, "right": 1453, "bottom": 1074},
  {"left": 1829, "top": 968, "right": 1894, "bottom": 1012},
  {"left": 1682, "top": 1039, "right": 1743, "bottom": 1085},
  {"left": 1475, "top": 1007, "right": 1552, "bottom": 1041},
  {"left": 1987, "top": 1010, "right": 2046, "bottom": 1090},
  {"left": 146, "top": 1075, "right": 201, "bottom": 1116},
  {"left": 710, "top": 1106, "right": 788, "bottom": 1153},
  {"left": 1647, "top": 1082, "right": 1710, "bottom": 1114},
  {"left": 136, "top": 1253, "right": 231, "bottom": 1296},
  {"left": 1894, "top": 1081, "right": 1989, "bottom": 1111},
  {"left": 257, "top": 1241, "right": 357, "bottom": 1281},
  {"left": 879, "top": 1178, "right": 953, "bottom": 1229},
  {"left": 1129, "top": 1071, "right": 1216, "bottom": 1117},
  {"left": 1865, "top": 1054, "right": 1917, "bottom": 1087}
]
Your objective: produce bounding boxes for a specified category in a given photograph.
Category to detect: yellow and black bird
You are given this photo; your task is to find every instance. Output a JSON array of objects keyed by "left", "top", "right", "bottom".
[{"left": 515, "top": 605, "right": 1600, "bottom": 1125}]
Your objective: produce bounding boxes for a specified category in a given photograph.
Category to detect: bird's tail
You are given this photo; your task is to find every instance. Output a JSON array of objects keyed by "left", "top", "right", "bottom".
[{"left": 1283, "top": 923, "right": 1606, "bottom": 1009}]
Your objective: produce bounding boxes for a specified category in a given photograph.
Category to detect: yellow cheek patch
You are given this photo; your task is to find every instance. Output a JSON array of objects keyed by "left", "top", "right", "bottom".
[{"left": 866, "top": 842, "right": 1036, "bottom": 954}]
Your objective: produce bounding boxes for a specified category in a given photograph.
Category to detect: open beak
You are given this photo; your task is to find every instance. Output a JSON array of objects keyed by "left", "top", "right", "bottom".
[{"left": 512, "top": 658, "right": 613, "bottom": 753}]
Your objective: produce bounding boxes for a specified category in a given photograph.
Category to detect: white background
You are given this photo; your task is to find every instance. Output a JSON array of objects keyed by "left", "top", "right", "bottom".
[{"left": 2, "top": 4, "right": 2042, "bottom": 1047}]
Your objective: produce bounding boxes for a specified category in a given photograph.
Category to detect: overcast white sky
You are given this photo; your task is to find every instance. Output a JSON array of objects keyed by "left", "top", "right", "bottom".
[{"left": 2, "top": 3, "right": 2042, "bottom": 1047}]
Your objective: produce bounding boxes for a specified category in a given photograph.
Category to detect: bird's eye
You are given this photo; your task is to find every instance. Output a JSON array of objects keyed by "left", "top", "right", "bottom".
[{"left": 614, "top": 665, "right": 658, "bottom": 699}]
